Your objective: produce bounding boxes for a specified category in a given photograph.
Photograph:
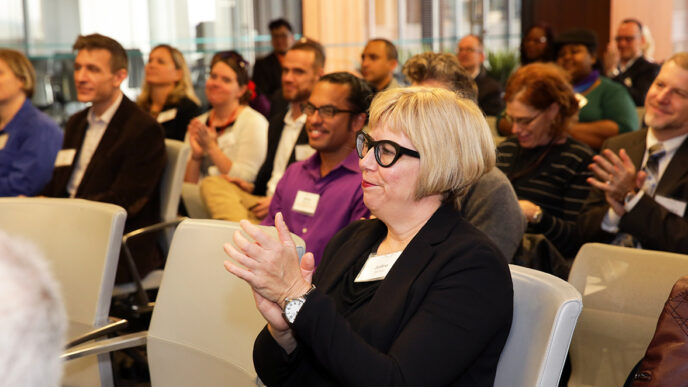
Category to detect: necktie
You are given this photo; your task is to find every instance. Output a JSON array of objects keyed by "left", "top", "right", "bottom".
[
  {"left": 642, "top": 143, "right": 666, "bottom": 196},
  {"left": 612, "top": 143, "right": 667, "bottom": 248}
]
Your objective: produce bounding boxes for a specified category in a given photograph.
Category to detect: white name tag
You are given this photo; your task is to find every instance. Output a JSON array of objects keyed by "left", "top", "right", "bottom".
[
  {"left": 575, "top": 93, "right": 588, "bottom": 109},
  {"left": 294, "top": 144, "right": 316, "bottom": 161},
  {"left": 655, "top": 194, "right": 687, "bottom": 217},
  {"left": 54, "top": 149, "right": 76, "bottom": 167},
  {"left": 0, "top": 133, "right": 8, "bottom": 150},
  {"left": 292, "top": 190, "right": 320, "bottom": 216},
  {"left": 157, "top": 108, "right": 178, "bottom": 123},
  {"left": 354, "top": 251, "right": 402, "bottom": 282}
]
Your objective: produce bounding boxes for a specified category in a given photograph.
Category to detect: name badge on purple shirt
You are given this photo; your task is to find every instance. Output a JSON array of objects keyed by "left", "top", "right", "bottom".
[{"left": 292, "top": 190, "right": 319, "bottom": 216}]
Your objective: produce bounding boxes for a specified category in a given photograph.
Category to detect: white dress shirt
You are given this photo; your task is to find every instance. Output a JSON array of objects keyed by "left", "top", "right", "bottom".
[
  {"left": 66, "top": 92, "right": 123, "bottom": 197},
  {"left": 265, "top": 106, "right": 310, "bottom": 197}
]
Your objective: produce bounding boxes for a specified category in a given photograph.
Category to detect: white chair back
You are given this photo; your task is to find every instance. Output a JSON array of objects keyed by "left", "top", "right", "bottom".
[
  {"left": 0, "top": 197, "right": 126, "bottom": 387},
  {"left": 147, "top": 219, "right": 306, "bottom": 386},
  {"left": 494, "top": 265, "right": 582, "bottom": 387},
  {"left": 568, "top": 243, "right": 688, "bottom": 387},
  {"left": 160, "top": 139, "right": 190, "bottom": 243}
]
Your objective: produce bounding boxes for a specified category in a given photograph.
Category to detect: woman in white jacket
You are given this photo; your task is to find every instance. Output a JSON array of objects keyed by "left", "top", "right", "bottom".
[{"left": 184, "top": 51, "right": 267, "bottom": 184}]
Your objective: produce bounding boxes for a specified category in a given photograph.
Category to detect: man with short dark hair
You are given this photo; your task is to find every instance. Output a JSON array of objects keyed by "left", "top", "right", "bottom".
[
  {"left": 361, "top": 38, "right": 400, "bottom": 92},
  {"left": 604, "top": 19, "right": 660, "bottom": 106},
  {"left": 402, "top": 52, "right": 525, "bottom": 261},
  {"left": 262, "top": 72, "right": 371, "bottom": 265},
  {"left": 457, "top": 34, "right": 504, "bottom": 116},
  {"left": 42, "top": 34, "right": 166, "bottom": 283},
  {"left": 201, "top": 39, "right": 325, "bottom": 222},
  {"left": 253, "top": 18, "right": 295, "bottom": 100},
  {"left": 579, "top": 53, "right": 688, "bottom": 253}
]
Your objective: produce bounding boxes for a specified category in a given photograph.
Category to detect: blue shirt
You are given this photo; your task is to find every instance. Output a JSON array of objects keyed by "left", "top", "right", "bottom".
[
  {"left": 0, "top": 98, "right": 63, "bottom": 196},
  {"left": 262, "top": 150, "right": 369, "bottom": 266}
]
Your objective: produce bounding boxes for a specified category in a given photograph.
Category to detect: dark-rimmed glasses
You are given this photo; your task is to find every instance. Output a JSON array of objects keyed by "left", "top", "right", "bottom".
[
  {"left": 301, "top": 102, "right": 356, "bottom": 119},
  {"left": 356, "top": 131, "right": 420, "bottom": 168}
]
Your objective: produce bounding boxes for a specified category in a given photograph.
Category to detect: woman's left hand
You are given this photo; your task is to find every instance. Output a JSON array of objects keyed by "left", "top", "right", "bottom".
[
  {"left": 223, "top": 212, "right": 314, "bottom": 307},
  {"left": 197, "top": 125, "right": 218, "bottom": 151},
  {"left": 518, "top": 200, "right": 541, "bottom": 223}
]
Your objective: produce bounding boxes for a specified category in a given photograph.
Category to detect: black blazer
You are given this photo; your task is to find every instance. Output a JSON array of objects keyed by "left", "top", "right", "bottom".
[
  {"left": 253, "top": 204, "right": 513, "bottom": 386},
  {"left": 42, "top": 95, "right": 167, "bottom": 281},
  {"left": 475, "top": 67, "right": 504, "bottom": 116},
  {"left": 611, "top": 57, "right": 660, "bottom": 107},
  {"left": 157, "top": 96, "right": 201, "bottom": 141},
  {"left": 253, "top": 52, "right": 282, "bottom": 98},
  {"left": 252, "top": 106, "right": 309, "bottom": 196},
  {"left": 578, "top": 129, "right": 688, "bottom": 253}
]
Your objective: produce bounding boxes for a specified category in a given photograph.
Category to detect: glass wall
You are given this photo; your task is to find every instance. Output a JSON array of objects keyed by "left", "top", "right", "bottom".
[{"left": 2, "top": 0, "right": 523, "bottom": 124}]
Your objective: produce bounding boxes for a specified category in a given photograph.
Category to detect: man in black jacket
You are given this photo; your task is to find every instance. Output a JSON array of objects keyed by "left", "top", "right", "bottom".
[
  {"left": 253, "top": 18, "right": 294, "bottom": 102},
  {"left": 604, "top": 18, "right": 660, "bottom": 106}
]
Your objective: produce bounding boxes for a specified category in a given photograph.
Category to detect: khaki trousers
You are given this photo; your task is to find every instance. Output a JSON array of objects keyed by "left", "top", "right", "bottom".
[{"left": 200, "top": 175, "right": 262, "bottom": 224}]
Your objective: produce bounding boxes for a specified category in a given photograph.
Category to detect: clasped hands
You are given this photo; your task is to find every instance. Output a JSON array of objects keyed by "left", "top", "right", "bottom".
[
  {"left": 224, "top": 212, "right": 315, "bottom": 339},
  {"left": 188, "top": 118, "right": 218, "bottom": 157},
  {"left": 587, "top": 148, "right": 647, "bottom": 216}
]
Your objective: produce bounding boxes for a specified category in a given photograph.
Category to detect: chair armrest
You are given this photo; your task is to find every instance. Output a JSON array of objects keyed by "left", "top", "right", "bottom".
[
  {"left": 62, "top": 331, "right": 147, "bottom": 361},
  {"left": 121, "top": 217, "right": 187, "bottom": 307},
  {"left": 65, "top": 317, "right": 128, "bottom": 349}
]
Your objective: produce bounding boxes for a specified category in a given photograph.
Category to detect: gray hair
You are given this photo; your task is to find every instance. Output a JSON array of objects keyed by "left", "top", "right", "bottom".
[{"left": 0, "top": 231, "right": 66, "bottom": 387}]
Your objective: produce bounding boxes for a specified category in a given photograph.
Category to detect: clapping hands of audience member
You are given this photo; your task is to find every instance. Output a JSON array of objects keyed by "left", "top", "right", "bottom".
[
  {"left": 223, "top": 212, "right": 315, "bottom": 352},
  {"left": 587, "top": 148, "right": 647, "bottom": 215},
  {"left": 603, "top": 41, "right": 620, "bottom": 75},
  {"left": 187, "top": 118, "right": 205, "bottom": 158}
]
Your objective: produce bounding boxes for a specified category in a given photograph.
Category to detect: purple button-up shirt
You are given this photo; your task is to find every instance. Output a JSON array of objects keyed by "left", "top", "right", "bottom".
[{"left": 262, "top": 149, "right": 369, "bottom": 266}]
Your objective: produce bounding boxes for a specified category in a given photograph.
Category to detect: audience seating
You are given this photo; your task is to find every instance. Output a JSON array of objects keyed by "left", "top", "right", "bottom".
[
  {"left": 113, "top": 139, "right": 190, "bottom": 306},
  {"left": 64, "top": 219, "right": 306, "bottom": 386},
  {"left": 568, "top": 243, "right": 688, "bottom": 387},
  {"left": 0, "top": 198, "right": 126, "bottom": 387},
  {"left": 494, "top": 265, "right": 582, "bottom": 387},
  {"left": 182, "top": 182, "right": 211, "bottom": 218}
]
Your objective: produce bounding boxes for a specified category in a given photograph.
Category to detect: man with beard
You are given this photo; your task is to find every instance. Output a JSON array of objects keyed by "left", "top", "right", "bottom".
[
  {"left": 579, "top": 53, "right": 688, "bottom": 253},
  {"left": 201, "top": 39, "right": 325, "bottom": 222}
]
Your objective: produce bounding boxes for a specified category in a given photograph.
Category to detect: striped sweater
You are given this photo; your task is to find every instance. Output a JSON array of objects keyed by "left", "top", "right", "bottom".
[{"left": 497, "top": 137, "right": 595, "bottom": 257}]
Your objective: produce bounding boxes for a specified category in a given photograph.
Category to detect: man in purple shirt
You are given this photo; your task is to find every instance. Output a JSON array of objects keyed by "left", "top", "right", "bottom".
[{"left": 262, "top": 72, "right": 372, "bottom": 265}]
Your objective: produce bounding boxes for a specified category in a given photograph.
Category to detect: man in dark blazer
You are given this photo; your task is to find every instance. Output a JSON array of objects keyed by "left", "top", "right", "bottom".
[
  {"left": 578, "top": 53, "right": 688, "bottom": 254},
  {"left": 42, "top": 34, "right": 166, "bottom": 283},
  {"left": 604, "top": 19, "right": 660, "bottom": 106},
  {"left": 200, "top": 39, "right": 324, "bottom": 221},
  {"left": 253, "top": 18, "right": 294, "bottom": 103},
  {"left": 457, "top": 34, "right": 504, "bottom": 116}
]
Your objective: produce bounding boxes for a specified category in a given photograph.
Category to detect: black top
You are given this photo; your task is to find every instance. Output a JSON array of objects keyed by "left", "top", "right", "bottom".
[
  {"left": 253, "top": 204, "right": 513, "bottom": 386},
  {"left": 475, "top": 67, "right": 504, "bottom": 116},
  {"left": 155, "top": 96, "right": 201, "bottom": 141},
  {"left": 497, "top": 137, "right": 595, "bottom": 257},
  {"left": 611, "top": 56, "right": 660, "bottom": 107},
  {"left": 253, "top": 52, "right": 282, "bottom": 99}
]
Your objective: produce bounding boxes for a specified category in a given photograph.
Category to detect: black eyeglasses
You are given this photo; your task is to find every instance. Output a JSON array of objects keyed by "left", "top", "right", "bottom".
[
  {"left": 356, "top": 131, "right": 420, "bottom": 168},
  {"left": 301, "top": 102, "right": 355, "bottom": 119}
]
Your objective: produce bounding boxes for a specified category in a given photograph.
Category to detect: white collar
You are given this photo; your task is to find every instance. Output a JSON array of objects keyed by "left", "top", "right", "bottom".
[{"left": 87, "top": 92, "right": 123, "bottom": 126}]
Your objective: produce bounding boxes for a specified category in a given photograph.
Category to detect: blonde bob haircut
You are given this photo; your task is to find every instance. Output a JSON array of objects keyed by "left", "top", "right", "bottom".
[
  {"left": 368, "top": 87, "right": 495, "bottom": 208},
  {"left": 0, "top": 49, "right": 36, "bottom": 98},
  {"left": 137, "top": 44, "right": 200, "bottom": 112}
]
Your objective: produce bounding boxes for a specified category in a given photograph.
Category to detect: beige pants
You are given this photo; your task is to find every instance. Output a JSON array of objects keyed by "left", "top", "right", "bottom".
[{"left": 200, "top": 175, "right": 262, "bottom": 224}]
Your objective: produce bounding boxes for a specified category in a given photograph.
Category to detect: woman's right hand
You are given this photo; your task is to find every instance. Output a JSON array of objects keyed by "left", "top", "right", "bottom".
[{"left": 187, "top": 119, "right": 205, "bottom": 158}]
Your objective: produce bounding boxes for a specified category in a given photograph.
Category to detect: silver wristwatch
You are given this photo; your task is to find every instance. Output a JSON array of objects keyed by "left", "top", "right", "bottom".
[{"left": 282, "top": 284, "right": 316, "bottom": 324}]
